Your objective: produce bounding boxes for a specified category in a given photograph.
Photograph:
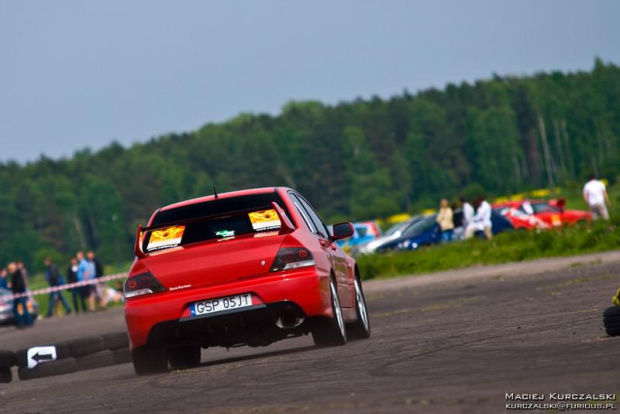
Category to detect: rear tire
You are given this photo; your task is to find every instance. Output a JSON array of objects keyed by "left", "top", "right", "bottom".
[
  {"left": 312, "top": 278, "right": 347, "bottom": 348},
  {"left": 131, "top": 345, "right": 168, "bottom": 376},
  {"left": 347, "top": 276, "right": 371, "bottom": 340},
  {"left": 168, "top": 346, "right": 201, "bottom": 370},
  {"left": 604, "top": 306, "right": 620, "bottom": 336}
]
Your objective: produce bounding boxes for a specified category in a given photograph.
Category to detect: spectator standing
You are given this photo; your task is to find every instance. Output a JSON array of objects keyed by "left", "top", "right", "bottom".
[
  {"left": 77, "top": 251, "right": 95, "bottom": 311},
  {"left": 44, "top": 257, "right": 72, "bottom": 317},
  {"left": 88, "top": 251, "right": 107, "bottom": 309},
  {"left": 16, "top": 261, "right": 29, "bottom": 291},
  {"left": 460, "top": 197, "right": 474, "bottom": 230},
  {"left": 9, "top": 262, "right": 33, "bottom": 328},
  {"left": 0, "top": 268, "right": 8, "bottom": 289},
  {"left": 583, "top": 175, "right": 611, "bottom": 220},
  {"left": 436, "top": 198, "right": 454, "bottom": 242},
  {"left": 465, "top": 196, "right": 493, "bottom": 240},
  {"left": 67, "top": 257, "right": 86, "bottom": 313}
]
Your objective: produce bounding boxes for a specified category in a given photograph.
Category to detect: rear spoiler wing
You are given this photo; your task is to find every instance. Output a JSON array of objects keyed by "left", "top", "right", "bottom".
[
  {"left": 271, "top": 201, "right": 295, "bottom": 234},
  {"left": 134, "top": 224, "right": 146, "bottom": 259},
  {"left": 134, "top": 202, "right": 296, "bottom": 258}
]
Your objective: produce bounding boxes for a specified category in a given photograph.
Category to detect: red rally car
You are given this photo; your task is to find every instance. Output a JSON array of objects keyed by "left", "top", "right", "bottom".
[
  {"left": 493, "top": 199, "right": 591, "bottom": 230},
  {"left": 124, "top": 187, "right": 371, "bottom": 375}
]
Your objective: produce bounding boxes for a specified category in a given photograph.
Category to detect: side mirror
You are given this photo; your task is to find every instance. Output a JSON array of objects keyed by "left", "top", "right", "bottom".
[{"left": 331, "top": 222, "right": 354, "bottom": 241}]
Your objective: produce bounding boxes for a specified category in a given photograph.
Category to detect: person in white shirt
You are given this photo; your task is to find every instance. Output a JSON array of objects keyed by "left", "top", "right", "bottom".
[
  {"left": 583, "top": 175, "right": 611, "bottom": 220},
  {"left": 460, "top": 197, "right": 474, "bottom": 230},
  {"left": 465, "top": 197, "right": 493, "bottom": 240}
]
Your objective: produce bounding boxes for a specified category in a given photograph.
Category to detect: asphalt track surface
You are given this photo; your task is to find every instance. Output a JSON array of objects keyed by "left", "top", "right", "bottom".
[{"left": 2, "top": 251, "right": 620, "bottom": 414}]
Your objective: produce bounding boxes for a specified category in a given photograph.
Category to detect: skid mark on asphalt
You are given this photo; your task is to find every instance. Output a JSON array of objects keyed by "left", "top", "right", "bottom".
[
  {"left": 193, "top": 401, "right": 371, "bottom": 414},
  {"left": 535, "top": 273, "right": 616, "bottom": 291},
  {"left": 367, "top": 332, "right": 508, "bottom": 378},
  {"left": 373, "top": 296, "right": 481, "bottom": 318},
  {"left": 568, "top": 258, "right": 603, "bottom": 268}
]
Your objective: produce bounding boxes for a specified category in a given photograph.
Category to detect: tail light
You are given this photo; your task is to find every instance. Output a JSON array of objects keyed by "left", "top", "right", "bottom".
[
  {"left": 124, "top": 272, "right": 166, "bottom": 298},
  {"left": 269, "top": 248, "right": 315, "bottom": 272}
]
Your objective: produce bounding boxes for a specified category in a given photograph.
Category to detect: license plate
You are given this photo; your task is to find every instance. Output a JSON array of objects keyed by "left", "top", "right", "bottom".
[{"left": 190, "top": 293, "right": 253, "bottom": 317}]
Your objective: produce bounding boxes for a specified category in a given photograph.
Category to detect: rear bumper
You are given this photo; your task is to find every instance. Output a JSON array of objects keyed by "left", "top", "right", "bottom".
[{"left": 124, "top": 267, "right": 332, "bottom": 349}]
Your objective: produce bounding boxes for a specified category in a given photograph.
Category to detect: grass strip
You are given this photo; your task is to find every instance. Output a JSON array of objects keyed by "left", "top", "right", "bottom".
[{"left": 357, "top": 217, "right": 620, "bottom": 280}]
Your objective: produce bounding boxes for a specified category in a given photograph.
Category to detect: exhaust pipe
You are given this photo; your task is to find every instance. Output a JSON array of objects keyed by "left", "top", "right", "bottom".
[{"left": 276, "top": 306, "right": 305, "bottom": 329}]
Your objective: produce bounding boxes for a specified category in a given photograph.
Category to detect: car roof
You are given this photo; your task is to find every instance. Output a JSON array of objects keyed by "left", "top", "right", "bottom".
[
  {"left": 493, "top": 199, "right": 547, "bottom": 207},
  {"left": 158, "top": 187, "right": 292, "bottom": 212}
]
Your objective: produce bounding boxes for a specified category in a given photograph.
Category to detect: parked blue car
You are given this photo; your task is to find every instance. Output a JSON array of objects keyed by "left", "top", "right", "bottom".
[{"left": 376, "top": 210, "right": 513, "bottom": 253}]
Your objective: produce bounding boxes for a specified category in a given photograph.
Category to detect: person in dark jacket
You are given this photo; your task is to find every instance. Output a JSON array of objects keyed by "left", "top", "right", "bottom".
[
  {"left": 67, "top": 257, "right": 86, "bottom": 313},
  {"left": 44, "top": 257, "right": 72, "bottom": 317},
  {"left": 8, "top": 262, "right": 33, "bottom": 328},
  {"left": 16, "top": 261, "right": 29, "bottom": 290}
]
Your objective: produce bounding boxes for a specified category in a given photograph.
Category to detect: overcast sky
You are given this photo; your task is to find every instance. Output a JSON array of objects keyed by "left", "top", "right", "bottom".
[{"left": 1, "top": 1, "right": 618, "bottom": 163}]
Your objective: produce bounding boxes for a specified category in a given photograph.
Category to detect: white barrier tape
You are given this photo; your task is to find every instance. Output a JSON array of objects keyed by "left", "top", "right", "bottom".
[{"left": 6, "top": 273, "right": 128, "bottom": 301}]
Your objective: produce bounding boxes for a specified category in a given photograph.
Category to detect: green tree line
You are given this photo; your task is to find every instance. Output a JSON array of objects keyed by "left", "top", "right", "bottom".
[{"left": 1, "top": 58, "right": 619, "bottom": 271}]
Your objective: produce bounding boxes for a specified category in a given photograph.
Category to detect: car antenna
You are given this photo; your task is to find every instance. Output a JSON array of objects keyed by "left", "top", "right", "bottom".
[{"left": 213, "top": 186, "right": 219, "bottom": 199}]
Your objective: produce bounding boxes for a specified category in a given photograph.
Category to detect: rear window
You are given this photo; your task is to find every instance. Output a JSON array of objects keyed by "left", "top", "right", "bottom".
[
  {"left": 144, "top": 193, "right": 288, "bottom": 252},
  {"left": 402, "top": 216, "right": 436, "bottom": 237},
  {"left": 531, "top": 203, "right": 559, "bottom": 214}
]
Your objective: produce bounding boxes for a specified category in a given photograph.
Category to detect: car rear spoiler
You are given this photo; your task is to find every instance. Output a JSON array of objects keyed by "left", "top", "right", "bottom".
[
  {"left": 271, "top": 201, "right": 295, "bottom": 235},
  {"left": 134, "top": 224, "right": 146, "bottom": 259},
  {"left": 134, "top": 202, "right": 296, "bottom": 258}
]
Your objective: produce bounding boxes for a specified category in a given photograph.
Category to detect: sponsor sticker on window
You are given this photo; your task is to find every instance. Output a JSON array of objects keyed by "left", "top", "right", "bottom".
[
  {"left": 215, "top": 230, "right": 235, "bottom": 238},
  {"left": 249, "top": 209, "right": 281, "bottom": 231},
  {"left": 147, "top": 225, "right": 186, "bottom": 251}
]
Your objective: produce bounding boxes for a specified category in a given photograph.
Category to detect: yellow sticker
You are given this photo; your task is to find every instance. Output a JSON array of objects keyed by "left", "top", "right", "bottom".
[
  {"left": 147, "top": 225, "right": 186, "bottom": 251},
  {"left": 249, "top": 209, "right": 281, "bottom": 231}
]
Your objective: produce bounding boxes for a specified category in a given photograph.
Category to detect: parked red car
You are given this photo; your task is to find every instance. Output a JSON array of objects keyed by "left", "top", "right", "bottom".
[
  {"left": 493, "top": 199, "right": 591, "bottom": 230},
  {"left": 124, "top": 187, "right": 371, "bottom": 375}
]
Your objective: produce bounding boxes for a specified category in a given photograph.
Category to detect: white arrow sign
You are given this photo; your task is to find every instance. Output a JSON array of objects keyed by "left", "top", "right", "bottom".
[{"left": 27, "top": 346, "right": 57, "bottom": 369}]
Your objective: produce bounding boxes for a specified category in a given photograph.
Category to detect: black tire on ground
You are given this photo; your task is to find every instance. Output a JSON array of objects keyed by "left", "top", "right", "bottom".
[
  {"left": 131, "top": 345, "right": 169, "bottom": 376},
  {"left": 14, "top": 349, "right": 28, "bottom": 368},
  {"left": 53, "top": 342, "right": 71, "bottom": 360},
  {"left": 76, "top": 350, "right": 115, "bottom": 371},
  {"left": 17, "top": 358, "right": 78, "bottom": 381},
  {"left": 603, "top": 306, "right": 620, "bottom": 336},
  {"left": 102, "top": 332, "right": 130, "bottom": 350},
  {"left": 15, "top": 342, "right": 71, "bottom": 368},
  {"left": 346, "top": 275, "right": 371, "bottom": 341},
  {"left": 0, "top": 368, "right": 12, "bottom": 383},
  {"left": 312, "top": 278, "right": 347, "bottom": 348},
  {"left": 0, "top": 351, "right": 15, "bottom": 368},
  {"left": 112, "top": 348, "right": 132, "bottom": 365},
  {"left": 68, "top": 336, "right": 106, "bottom": 358},
  {"left": 168, "top": 346, "right": 201, "bottom": 370},
  {"left": 604, "top": 318, "right": 620, "bottom": 328}
]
